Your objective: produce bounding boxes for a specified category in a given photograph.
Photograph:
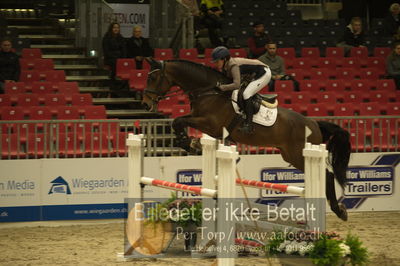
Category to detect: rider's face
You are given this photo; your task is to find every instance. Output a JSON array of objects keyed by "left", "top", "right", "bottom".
[{"left": 215, "top": 59, "right": 224, "bottom": 70}]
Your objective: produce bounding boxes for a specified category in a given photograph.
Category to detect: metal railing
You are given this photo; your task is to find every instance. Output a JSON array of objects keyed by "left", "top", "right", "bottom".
[{"left": 0, "top": 116, "right": 399, "bottom": 160}]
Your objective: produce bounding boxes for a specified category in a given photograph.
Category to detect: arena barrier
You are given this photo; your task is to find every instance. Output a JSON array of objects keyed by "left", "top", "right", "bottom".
[{"left": 119, "top": 133, "right": 328, "bottom": 266}]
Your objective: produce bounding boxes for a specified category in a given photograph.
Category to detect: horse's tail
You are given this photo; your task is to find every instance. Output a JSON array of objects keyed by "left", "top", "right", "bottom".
[{"left": 317, "top": 121, "right": 351, "bottom": 188}]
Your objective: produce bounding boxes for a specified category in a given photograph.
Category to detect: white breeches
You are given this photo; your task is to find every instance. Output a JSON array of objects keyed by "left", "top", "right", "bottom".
[{"left": 242, "top": 67, "right": 272, "bottom": 100}]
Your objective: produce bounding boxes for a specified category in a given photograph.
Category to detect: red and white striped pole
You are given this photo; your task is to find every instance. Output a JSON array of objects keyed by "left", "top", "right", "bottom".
[
  {"left": 235, "top": 178, "right": 305, "bottom": 196},
  {"left": 140, "top": 177, "right": 217, "bottom": 198}
]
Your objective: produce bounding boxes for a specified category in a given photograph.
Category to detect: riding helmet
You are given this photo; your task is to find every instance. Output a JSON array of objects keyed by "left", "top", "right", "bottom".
[{"left": 211, "top": 46, "right": 230, "bottom": 62}]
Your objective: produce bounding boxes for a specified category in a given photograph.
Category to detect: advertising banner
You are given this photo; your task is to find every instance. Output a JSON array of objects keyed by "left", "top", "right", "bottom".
[
  {"left": 106, "top": 3, "right": 150, "bottom": 38},
  {"left": 0, "top": 153, "right": 399, "bottom": 222}
]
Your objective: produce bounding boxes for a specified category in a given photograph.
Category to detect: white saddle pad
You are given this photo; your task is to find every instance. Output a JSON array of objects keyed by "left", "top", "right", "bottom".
[{"left": 231, "top": 90, "right": 278, "bottom": 127}]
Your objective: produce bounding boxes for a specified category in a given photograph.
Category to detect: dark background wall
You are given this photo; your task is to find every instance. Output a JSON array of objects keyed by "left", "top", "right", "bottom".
[{"left": 340, "top": 0, "right": 399, "bottom": 23}]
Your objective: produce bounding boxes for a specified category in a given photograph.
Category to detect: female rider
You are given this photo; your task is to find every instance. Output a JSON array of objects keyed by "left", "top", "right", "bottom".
[{"left": 212, "top": 46, "right": 271, "bottom": 133}]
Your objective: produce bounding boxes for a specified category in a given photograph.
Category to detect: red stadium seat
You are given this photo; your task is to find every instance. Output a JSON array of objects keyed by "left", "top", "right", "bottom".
[
  {"left": 301, "top": 47, "right": 320, "bottom": 58},
  {"left": 333, "top": 103, "right": 356, "bottom": 116},
  {"left": 287, "top": 69, "right": 310, "bottom": 80},
  {"left": 366, "top": 57, "right": 385, "bottom": 69},
  {"left": 340, "top": 57, "right": 361, "bottom": 68},
  {"left": 1, "top": 134, "right": 26, "bottom": 159},
  {"left": 55, "top": 106, "right": 80, "bottom": 119},
  {"left": 290, "top": 91, "right": 312, "bottom": 104},
  {"left": 386, "top": 102, "right": 400, "bottom": 115},
  {"left": 359, "top": 68, "right": 380, "bottom": 80},
  {"left": 44, "top": 94, "right": 68, "bottom": 106},
  {"left": 315, "top": 92, "right": 338, "bottom": 112},
  {"left": 229, "top": 48, "right": 247, "bottom": 57},
  {"left": 55, "top": 133, "right": 83, "bottom": 158},
  {"left": 204, "top": 48, "right": 213, "bottom": 59},
  {"left": 129, "top": 70, "right": 149, "bottom": 91},
  {"left": 4, "top": 82, "right": 29, "bottom": 94},
  {"left": 83, "top": 105, "right": 107, "bottom": 119},
  {"left": 116, "top": 58, "right": 136, "bottom": 79},
  {"left": 179, "top": 48, "right": 198, "bottom": 60},
  {"left": 376, "top": 79, "right": 396, "bottom": 91},
  {"left": 41, "top": 70, "right": 66, "bottom": 82},
  {"left": 21, "top": 48, "right": 42, "bottom": 59},
  {"left": 83, "top": 132, "right": 112, "bottom": 157},
  {"left": 0, "top": 94, "right": 11, "bottom": 106},
  {"left": 336, "top": 68, "right": 359, "bottom": 80},
  {"left": 19, "top": 58, "right": 36, "bottom": 70},
  {"left": 369, "top": 91, "right": 390, "bottom": 103},
  {"left": 373, "top": 47, "right": 391, "bottom": 58},
  {"left": 292, "top": 58, "right": 312, "bottom": 69},
  {"left": 34, "top": 59, "right": 54, "bottom": 70},
  {"left": 71, "top": 93, "right": 93, "bottom": 106},
  {"left": 16, "top": 94, "right": 40, "bottom": 106},
  {"left": 358, "top": 102, "right": 382, "bottom": 116},
  {"left": 154, "top": 48, "right": 173, "bottom": 60},
  {"left": 306, "top": 104, "right": 328, "bottom": 116},
  {"left": 274, "top": 80, "right": 294, "bottom": 92},
  {"left": 309, "top": 68, "right": 333, "bottom": 79},
  {"left": 29, "top": 106, "right": 52, "bottom": 120},
  {"left": 350, "top": 80, "right": 373, "bottom": 91},
  {"left": 31, "top": 81, "right": 55, "bottom": 94},
  {"left": 350, "top": 46, "right": 369, "bottom": 58},
  {"left": 324, "top": 79, "right": 346, "bottom": 91},
  {"left": 316, "top": 57, "right": 337, "bottom": 69},
  {"left": 158, "top": 97, "right": 179, "bottom": 116},
  {"left": 299, "top": 80, "right": 321, "bottom": 92},
  {"left": 55, "top": 82, "right": 80, "bottom": 94},
  {"left": 277, "top": 48, "right": 296, "bottom": 59},
  {"left": 26, "top": 133, "right": 47, "bottom": 158},
  {"left": 342, "top": 90, "right": 367, "bottom": 103},
  {"left": 20, "top": 70, "right": 40, "bottom": 83},
  {"left": 325, "top": 47, "right": 344, "bottom": 58},
  {"left": 171, "top": 104, "right": 191, "bottom": 118}
]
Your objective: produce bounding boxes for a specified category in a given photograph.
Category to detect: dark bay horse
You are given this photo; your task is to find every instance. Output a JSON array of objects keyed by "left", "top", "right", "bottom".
[{"left": 142, "top": 59, "right": 351, "bottom": 221}]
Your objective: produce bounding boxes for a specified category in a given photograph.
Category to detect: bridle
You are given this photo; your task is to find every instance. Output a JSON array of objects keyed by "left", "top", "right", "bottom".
[{"left": 144, "top": 62, "right": 183, "bottom": 104}]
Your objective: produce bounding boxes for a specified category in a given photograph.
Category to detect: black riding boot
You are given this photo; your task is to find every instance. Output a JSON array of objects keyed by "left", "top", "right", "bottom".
[{"left": 240, "top": 99, "right": 254, "bottom": 134}]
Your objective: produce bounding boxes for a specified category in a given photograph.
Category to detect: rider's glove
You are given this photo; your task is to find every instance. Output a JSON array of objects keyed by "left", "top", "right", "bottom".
[{"left": 216, "top": 81, "right": 222, "bottom": 88}]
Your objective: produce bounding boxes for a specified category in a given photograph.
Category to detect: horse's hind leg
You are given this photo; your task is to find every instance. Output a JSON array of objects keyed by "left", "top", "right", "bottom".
[{"left": 282, "top": 145, "right": 348, "bottom": 221}]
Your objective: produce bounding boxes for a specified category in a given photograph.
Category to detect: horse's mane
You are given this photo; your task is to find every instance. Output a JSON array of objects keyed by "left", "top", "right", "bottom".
[{"left": 166, "top": 59, "right": 231, "bottom": 83}]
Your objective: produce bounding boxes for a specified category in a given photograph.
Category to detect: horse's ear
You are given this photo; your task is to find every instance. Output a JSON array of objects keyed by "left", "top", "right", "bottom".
[{"left": 145, "top": 57, "right": 162, "bottom": 70}]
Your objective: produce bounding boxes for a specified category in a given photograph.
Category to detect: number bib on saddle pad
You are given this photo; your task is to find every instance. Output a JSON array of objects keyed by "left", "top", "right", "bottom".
[{"left": 231, "top": 90, "right": 278, "bottom": 127}]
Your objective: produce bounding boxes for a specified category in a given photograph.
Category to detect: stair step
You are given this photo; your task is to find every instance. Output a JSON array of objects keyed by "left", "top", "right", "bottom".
[
  {"left": 31, "top": 44, "right": 77, "bottom": 49},
  {"left": 42, "top": 54, "right": 91, "bottom": 59},
  {"left": 79, "top": 87, "right": 111, "bottom": 93},
  {"left": 11, "top": 25, "right": 54, "bottom": 30},
  {"left": 106, "top": 109, "right": 163, "bottom": 118},
  {"left": 18, "top": 34, "right": 67, "bottom": 39},
  {"left": 55, "top": 64, "right": 98, "bottom": 70},
  {"left": 66, "top": 75, "right": 109, "bottom": 81},
  {"left": 93, "top": 98, "right": 140, "bottom": 105}
]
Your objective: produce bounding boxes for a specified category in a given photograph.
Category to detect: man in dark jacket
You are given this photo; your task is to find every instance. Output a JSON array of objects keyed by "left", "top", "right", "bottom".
[
  {"left": 247, "top": 21, "right": 272, "bottom": 59},
  {"left": 126, "top": 26, "right": 153, "bottom": 69},
  {"left": 384, "top": 3, "right": 400, "bottom": 37},
  {"left": 0, "top": 38, "right": 20, "bottom": 93}
]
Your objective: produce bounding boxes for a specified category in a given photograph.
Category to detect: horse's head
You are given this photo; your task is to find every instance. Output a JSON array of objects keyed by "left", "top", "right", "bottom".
[{"left": 142, "top": 58, "right": 173, "bottom": 112}]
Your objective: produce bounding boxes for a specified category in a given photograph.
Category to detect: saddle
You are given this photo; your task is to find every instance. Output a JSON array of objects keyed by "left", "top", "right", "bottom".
[{"left": 236, "top": 74, "right": 277, "bottom": 114}]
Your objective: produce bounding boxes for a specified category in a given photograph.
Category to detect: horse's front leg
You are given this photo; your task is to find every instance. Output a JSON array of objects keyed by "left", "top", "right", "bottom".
[{"left": 172, "top": 115, "right": 210, "bottom": 153}]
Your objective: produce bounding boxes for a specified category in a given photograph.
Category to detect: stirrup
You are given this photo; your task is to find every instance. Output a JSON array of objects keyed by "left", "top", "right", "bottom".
[{"left": 239, "top": 122, "right": 254, "bottom": 134}]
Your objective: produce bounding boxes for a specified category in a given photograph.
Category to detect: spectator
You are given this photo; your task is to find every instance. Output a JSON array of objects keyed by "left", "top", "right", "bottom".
[
  {"left": 0, "top": 38, "right": 20, "bottom": 94},
  {"left": 258, "top": 42, "right": 299, "bottom": 91},
  {"left": 247, "top": 21, "right": 272, "bottom": 59},
  {"left": 384, "top": 3, "right": 400, "bottom": 37},
  {"left": 126, "top": 25, "right": 153, "bottom": 69},
  {"left": 386, "top": 42, "right": 400, "bottom": 90},
  {"left": 102, "top": 22, "right": 126, "bottom": 80},
  {"left": 200, "top": 0, "right": 224, "bottom": 47},
  {"left": 337, "top": 17, "right": 366, "bottom": 55}
]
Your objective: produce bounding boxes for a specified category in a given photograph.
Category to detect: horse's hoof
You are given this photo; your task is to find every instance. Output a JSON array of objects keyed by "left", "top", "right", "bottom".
[
  {"left": 339, "top": 203, "right": 348, "bottom": 221},
  {"left": 190, "top": 138, "right": 202, "bottom": 154}
]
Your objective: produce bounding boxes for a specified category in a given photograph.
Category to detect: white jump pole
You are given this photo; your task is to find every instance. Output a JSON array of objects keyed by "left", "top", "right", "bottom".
[
  {"left": 303, "top": 142, "right": 327, "bottom": 231},
  {"left": 127, "top": 133, "right": 144, "bottom": 201},
  {"left": 199, "top": 134, "right": 217, "bottom": 249},
  {"left": 216, "top": 143, "right": 238, "bottom": 266}
]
